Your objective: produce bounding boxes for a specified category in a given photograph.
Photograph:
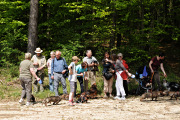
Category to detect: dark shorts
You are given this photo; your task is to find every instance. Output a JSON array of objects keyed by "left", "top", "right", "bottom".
[{"left": 70, "top": 81, "right": 76, "bottom": 93}]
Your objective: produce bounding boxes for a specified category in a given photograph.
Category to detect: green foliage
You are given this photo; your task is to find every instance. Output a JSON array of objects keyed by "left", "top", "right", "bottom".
[{"left": 0, "top": 0, "right": 179, "bottom": 75}]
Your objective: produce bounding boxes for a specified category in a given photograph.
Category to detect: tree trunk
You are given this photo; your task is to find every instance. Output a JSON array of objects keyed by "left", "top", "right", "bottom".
[
  {"left": 116, "top": 33, "right": 121, "bottom": 48},
  {"left": 110, "top": 0, "right": 116, "bottom": 51},
  {"left": 140, "top": 0, "right": 144, "bottom": 34},
  {"left": 27, "top": 0, "right": 39, "bottom": 55}
]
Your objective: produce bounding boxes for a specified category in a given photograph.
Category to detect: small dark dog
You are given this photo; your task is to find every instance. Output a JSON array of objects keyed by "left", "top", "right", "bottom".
[
  {"left": 76, "top": 92, "right": 90, "bottom": 103},
  {"left": 163, "top": 80, "right": 180, "bottom": 91},
  {"left": 30, "top": 95, "right": 35, "bottom": 102},
  {"left": 42, "top": 96, "right": 62, "bottom": 106},
  {"left": 88, "top": 83, "right": 98, "bottom": 99},
  {"left": 162, "top": 90, "right": 180, "bottom": 100},
  {"left": 140, "top": 91, "right": 162, "bottom": 101},
  {"left": 91, "top": 61, "right": 98, "bottom": 71}
]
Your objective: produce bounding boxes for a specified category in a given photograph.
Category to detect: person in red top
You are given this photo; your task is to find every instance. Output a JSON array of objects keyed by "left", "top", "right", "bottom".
[
  {"left": 149, "top": 53, "right": 167, "bottom": 90},
  {"left": 117, "top": 53, "right": 129, "bottom": 96}
]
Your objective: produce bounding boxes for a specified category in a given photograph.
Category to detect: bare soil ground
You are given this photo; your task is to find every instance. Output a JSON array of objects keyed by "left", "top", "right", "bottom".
[{"left": 0, "top": 96, "right": 180, "bottom": 120}]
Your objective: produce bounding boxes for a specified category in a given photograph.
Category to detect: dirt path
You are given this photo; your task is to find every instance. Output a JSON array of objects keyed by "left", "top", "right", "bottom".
[{"left": 0, "top": 97, "right": 180, "bottom": 120}]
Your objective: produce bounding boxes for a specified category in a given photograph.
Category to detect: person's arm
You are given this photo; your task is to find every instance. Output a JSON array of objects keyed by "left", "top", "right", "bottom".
[
  {"left": 102, "top": 59, "right": 112, "bottom": 67},
  {"left": 160, "top": 63, "right": 167, "bottom": 77},
  {"left": 118, "top": 60, "right": 132, "bottom": 76},
  {"left": 47, "top": 59, "right": 49, "bottom": 67},
  {"left": 93, "top": 56, "right": 99, "bottom": 66},
  {"left": 62, "top": 58, "right": 68, "bottom": 74},
  {"left": 31, "top": 56, "right": 38, "bottom": 66},
  {"left": 118, "top": 60, "right": 126, "bottom": 71},
  {"left": 30, "top": 68, "right": 40, "bottom": 81},
  {"left": 37, "top": 57, "right": 46, "bottom": 70},
  {"left": 51, "top": 59, "right": 54, "bottom": 79},
  {"left": 149, "top": 60, "right": 154, "bottom": 73},
  {"left": 68, "top": 63, "right": 73, "bottom": 75},
  {"left": 77, "top": 73, "right": 83, "bottom": 76}
]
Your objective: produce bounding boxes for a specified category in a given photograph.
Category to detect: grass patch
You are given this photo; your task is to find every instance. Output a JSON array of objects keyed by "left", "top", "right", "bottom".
[{"left": 0, "top": 64, "right": 180, "bottom": 101}]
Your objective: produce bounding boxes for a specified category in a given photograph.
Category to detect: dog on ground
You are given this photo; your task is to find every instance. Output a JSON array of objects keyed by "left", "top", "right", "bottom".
[
  {"left": 61, "top": 94, "right": 69, "bottom": 100},
  {"left": 76, "top": 92, "right": 90, "bottom": 103},
  {"left": 87, "top": 83, "right": 98, "bottom": 99},
  {"left": 162, "top": 90, "right": 180, "bottom": 100},
  {"left": 140, "top": 91, "right": 163, "bottom": 101},
  {"left": 42, "top": 96, "right": 62, "bottom": 106},
  {"left": 163, "top": 80, "right": 180, "bottom": 91}
]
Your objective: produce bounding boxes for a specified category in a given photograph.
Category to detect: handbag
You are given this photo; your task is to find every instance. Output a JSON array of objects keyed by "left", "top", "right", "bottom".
[{"left": 104, "top": 72, "right": 113, "bottom": 80}]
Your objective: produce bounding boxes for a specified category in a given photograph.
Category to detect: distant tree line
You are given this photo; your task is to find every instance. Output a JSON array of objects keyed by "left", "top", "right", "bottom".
[{"left": 0, "top": 0, "right": 180, "bottom": 66}]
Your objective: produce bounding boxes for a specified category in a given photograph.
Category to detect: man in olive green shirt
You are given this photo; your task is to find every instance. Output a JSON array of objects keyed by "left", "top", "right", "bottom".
[
  {"left": 19, "top": 53, "right": 40, "bottom": 106},
  {"left": 31, "top": 47, "right": 46, "bottom": 93}
]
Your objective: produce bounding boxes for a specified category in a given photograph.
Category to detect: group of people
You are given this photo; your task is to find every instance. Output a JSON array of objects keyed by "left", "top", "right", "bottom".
[{"left": 18, "top": 47, "right": 167, "bottom": 106}]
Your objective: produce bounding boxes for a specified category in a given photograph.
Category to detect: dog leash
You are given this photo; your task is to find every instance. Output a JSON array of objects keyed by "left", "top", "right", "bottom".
[{"left": 150, "top": 72, "right": 154, "bottom": 92}]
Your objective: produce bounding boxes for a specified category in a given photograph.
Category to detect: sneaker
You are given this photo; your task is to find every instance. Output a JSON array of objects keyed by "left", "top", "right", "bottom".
[
  {"left": 19, "top": 98, "right": 25, "bottom": 105},
  {"left": 114, "top": 96, "right": 121, "bottom": 100},
  {"left": 120, "top": 97, "right": 126, "bottom": 100},
  {"left": 26, "top": 102, "right": 33, "bottom": 106}
]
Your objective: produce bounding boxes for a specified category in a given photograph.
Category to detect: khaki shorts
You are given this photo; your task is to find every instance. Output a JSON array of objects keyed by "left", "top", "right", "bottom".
[{"left": 70, "top": 81, "right": 76, "bottom": 93}]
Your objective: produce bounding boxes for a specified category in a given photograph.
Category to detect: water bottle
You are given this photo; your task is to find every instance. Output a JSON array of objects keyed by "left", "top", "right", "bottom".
[
  {"left": 131, "top": 75, "right": 135, "bottom": 79},
  {"left": 38, "top": 79, "right": 42, "bottom": 84}
]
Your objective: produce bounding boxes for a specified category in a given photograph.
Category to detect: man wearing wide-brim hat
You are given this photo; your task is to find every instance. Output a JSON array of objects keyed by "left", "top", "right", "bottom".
[{"left": 31, "top": 47, "right": 46, "bottom": 93}]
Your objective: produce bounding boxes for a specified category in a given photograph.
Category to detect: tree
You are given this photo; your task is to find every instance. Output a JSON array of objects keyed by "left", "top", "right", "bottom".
[{"left": 27, "top": 0, "right": 39, "bottom": 54}]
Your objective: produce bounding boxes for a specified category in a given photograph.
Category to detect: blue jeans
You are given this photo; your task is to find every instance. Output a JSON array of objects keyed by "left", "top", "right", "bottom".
[{"left": 48, "top": 74, "right": 54, "bottom": 92}]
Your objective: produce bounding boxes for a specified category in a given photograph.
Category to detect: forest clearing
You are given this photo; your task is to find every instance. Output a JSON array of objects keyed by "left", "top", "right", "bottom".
[
  {"left": 0, "top": 0, "right": 180, "bottom": 120},
  {"left": 0, "top": 97, "right": 180, "bottom": 120}
]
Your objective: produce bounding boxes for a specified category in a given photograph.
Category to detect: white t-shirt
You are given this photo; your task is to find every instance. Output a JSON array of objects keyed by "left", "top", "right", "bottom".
[{"left": 68, "top": 62, "right": 77, "bottom": 82}]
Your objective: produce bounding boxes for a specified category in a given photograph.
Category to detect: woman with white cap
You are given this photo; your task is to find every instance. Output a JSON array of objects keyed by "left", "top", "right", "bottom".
[
  {"left": 117, "top": 53, "right": 129, "bottom": 96},
  {"left": 47, "top": 51, "right": 55, "bottom": 92},
  {"left": 111, "top": 54, "right": 132, "bottom": 100}
]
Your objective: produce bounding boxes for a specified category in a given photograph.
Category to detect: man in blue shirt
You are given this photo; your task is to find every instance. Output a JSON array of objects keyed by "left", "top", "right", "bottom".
[{"left": 51, "top": 51, "right": 68, "bottom": 96}]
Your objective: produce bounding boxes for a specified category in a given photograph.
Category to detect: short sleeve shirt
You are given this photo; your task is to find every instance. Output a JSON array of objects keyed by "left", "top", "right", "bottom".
[
  {"left": 68, "top": 62, "right": 77, "bottom": 82},
  {"left": 83, "top": 56, "right": 98, "bottom": 71},
  {"left": 19, "top": 60, "right": 34, "bottom": 79},
  {"left": 151, "top": 56, "right": 163, "bottom": 70},
  {"left": 76, "top": 64, "right": 87, "bottom": 77}
]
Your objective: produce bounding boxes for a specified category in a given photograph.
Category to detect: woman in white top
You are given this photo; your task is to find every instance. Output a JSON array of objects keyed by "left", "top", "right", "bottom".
[{"left": 47, "top": 51, "right": 55, "bottom": 92}]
